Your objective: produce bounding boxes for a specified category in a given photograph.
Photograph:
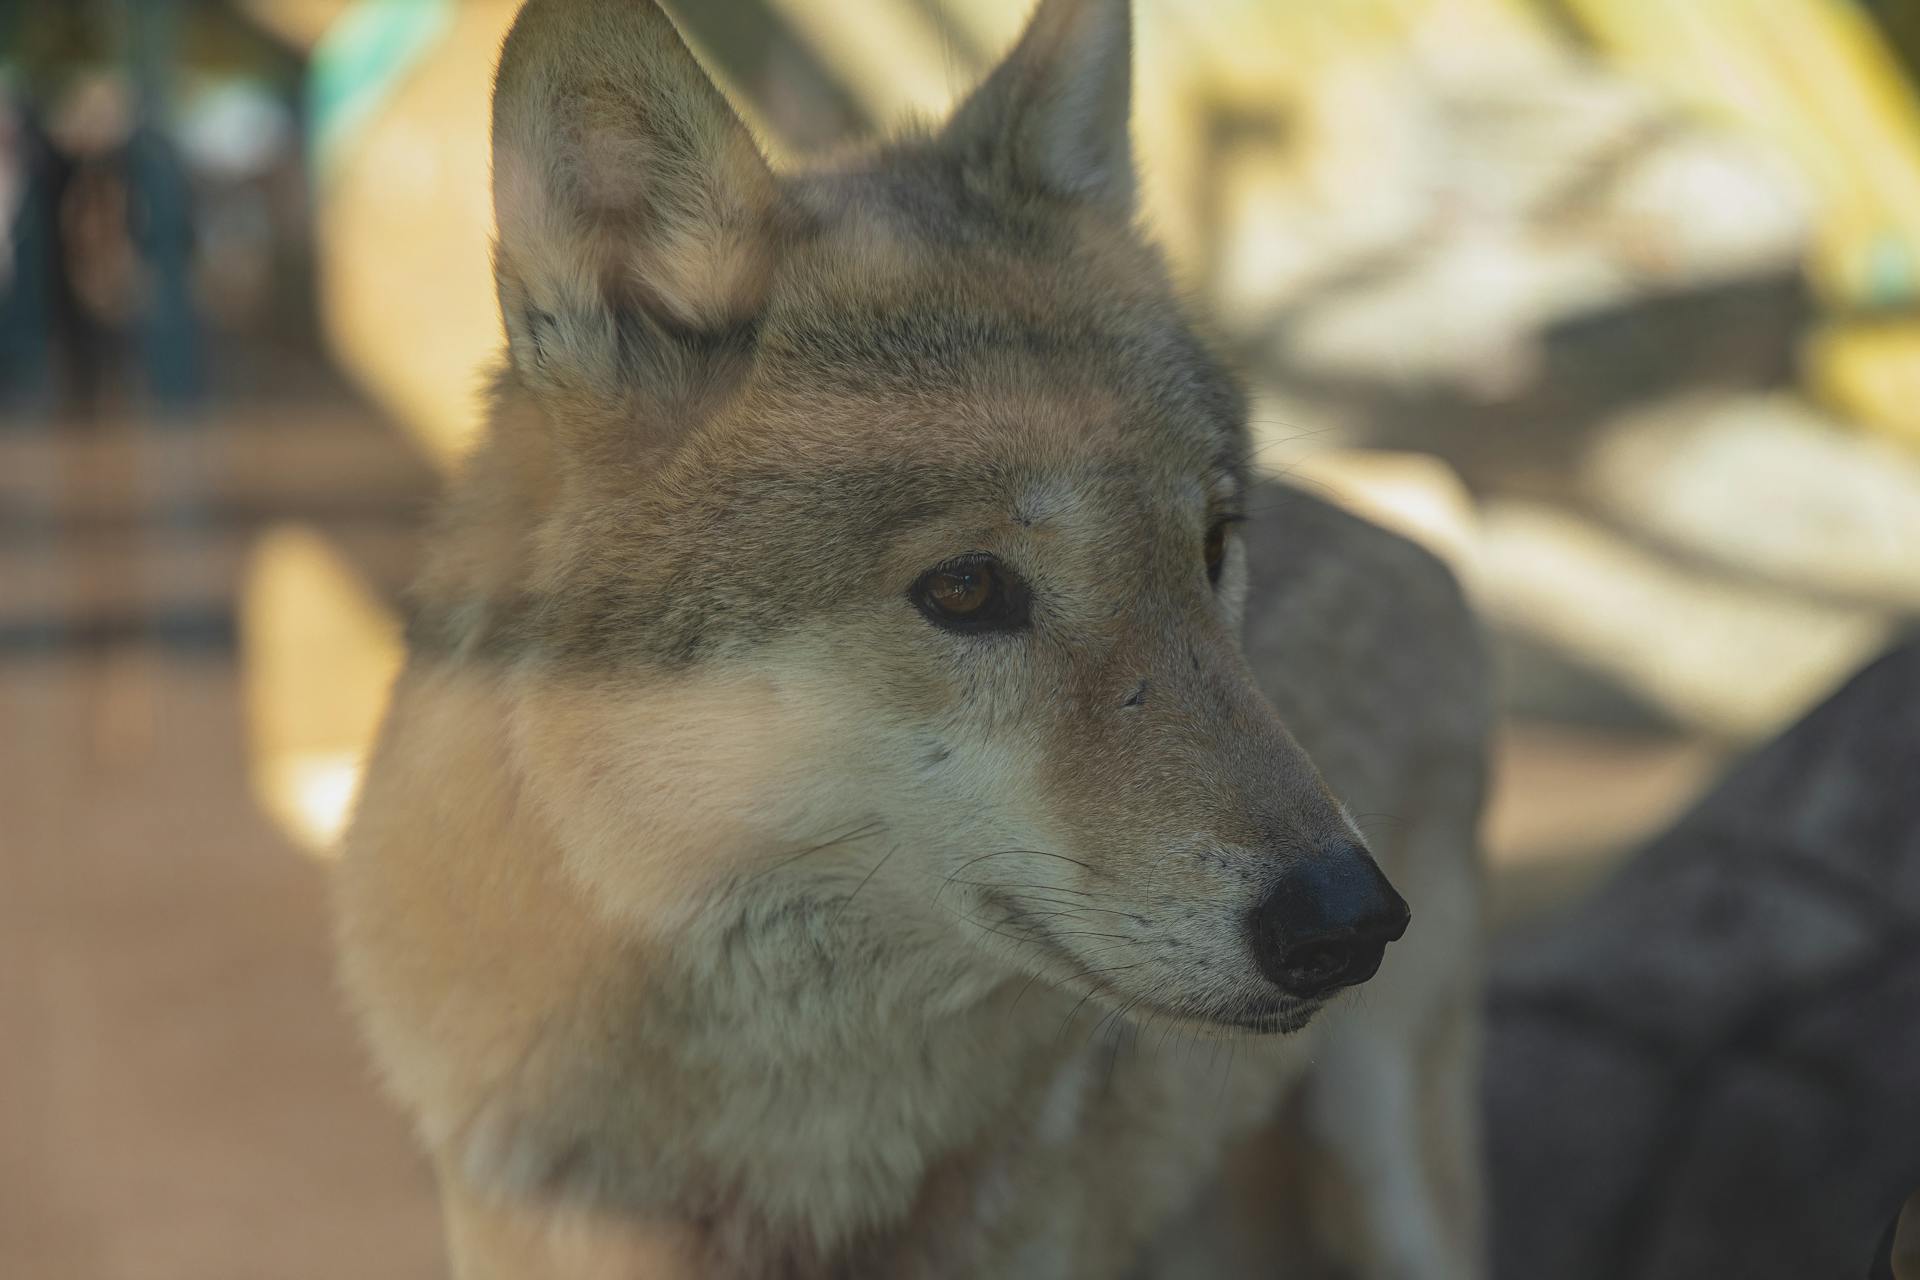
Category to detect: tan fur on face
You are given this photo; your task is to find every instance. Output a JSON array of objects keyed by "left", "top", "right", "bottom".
[{"left": 505, "top": 660, "right": 874, "bottom": 935}]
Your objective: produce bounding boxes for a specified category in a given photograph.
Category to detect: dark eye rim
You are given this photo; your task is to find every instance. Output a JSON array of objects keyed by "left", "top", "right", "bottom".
[
  {"left": 1206, "top": 513, "right": 1247, "bottom": 586},
  {"left": 909, "top": 553, "right": 1032, "bottom": 634}
]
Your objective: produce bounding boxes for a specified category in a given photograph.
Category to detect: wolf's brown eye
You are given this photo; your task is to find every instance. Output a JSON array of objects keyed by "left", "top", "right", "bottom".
[
  {"left": 1204, "top": 520, "right": 1231, "bottom": 586},
  {"left": 910, "top": 555, "right": 1030, "bottom": 634},
  {"left": 928, "top": 568, "right": 991, "bottom": 613}
]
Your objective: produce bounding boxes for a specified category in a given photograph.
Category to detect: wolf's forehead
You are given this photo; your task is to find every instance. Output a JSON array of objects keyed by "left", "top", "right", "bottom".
[
  {"left": 787, "top": 154, "right": 1054, "bottom": 254},
  {"left": 742, "top": 165, "right": 1248, "bottom": 504},
  {"left": 698, "top": 414, "right": 1238, "bottom": 549},
  {"left": 1009, "top": 466, "right": 1230, "bottom": 527},
  {"left": 731, "top": 343, "right": 1238, "bottom": 505},
  {"left": 756, "top": 272, "right": 1242, "bottom": 456},
  {"left": 769, "top": 171, "right": 1234, "bottom": 405},
  {"left": 736, "top": 302, "right": 1244, "bottom": 537}
]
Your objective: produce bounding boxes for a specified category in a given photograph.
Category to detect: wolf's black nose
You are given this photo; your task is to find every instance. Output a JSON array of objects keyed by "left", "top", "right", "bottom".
[{"left": 1248, "top": 840, "right": 1410, "bottom": 999}]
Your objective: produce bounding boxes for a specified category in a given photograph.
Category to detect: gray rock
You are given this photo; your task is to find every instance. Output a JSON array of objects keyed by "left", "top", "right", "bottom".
[{"left": 1487, "top": 639, "right": 1920, "bottom": 1280}]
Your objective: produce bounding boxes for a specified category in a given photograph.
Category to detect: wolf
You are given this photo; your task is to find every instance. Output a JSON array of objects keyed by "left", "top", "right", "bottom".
[{"left": 333, "top": 0, "right": 1491, "bottom": 1275}]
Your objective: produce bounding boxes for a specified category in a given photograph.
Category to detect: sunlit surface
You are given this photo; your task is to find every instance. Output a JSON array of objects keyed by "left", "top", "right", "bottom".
[
  {"left": 241, "top": 524, "right": 401, "bottom": 859},
  {"left": 254, "top": 749, "right": 363, "bottom": 856}
]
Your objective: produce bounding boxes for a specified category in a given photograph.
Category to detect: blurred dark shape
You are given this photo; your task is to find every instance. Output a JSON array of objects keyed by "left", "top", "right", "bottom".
[
  {"left": 1265, "top": 271, "right": 1813, "bottom": 497},
  {"left": 1864, "top": 0, "right": 1920, "bottom": 86},
  {"left": 1487, "top": 638, "right": 1920, "bottom": 1280},
  {"left": 125, "top": 0, "right": 199, "bottom": 412},
  {"left": 0, "top": 60, "right": 195, "bottom": 415},
  {"left": 1865, "top": 1189, "right": 1920, "bottom": 1279},
  {"left": 0, "top": 96, "right": 70, "bottom": 412},
  {"left": 0, "top": 0, "right": 310, "bottom": 420},
  {"left": 125, "top": 115, "right": 202, "bottom": 411}
]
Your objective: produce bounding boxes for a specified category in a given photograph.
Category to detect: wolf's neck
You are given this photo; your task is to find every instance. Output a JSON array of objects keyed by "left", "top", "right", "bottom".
[{"left": 614, "top": 897, "right": 1089, "bottom": 1258}]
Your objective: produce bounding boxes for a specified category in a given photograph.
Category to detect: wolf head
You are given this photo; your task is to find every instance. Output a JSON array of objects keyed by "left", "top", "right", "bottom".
[{"left": 454, "top": 0, "right": 1406, "bottom": 1035}]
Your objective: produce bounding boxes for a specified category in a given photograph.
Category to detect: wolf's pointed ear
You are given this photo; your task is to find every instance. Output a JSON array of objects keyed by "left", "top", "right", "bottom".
[
  {"left": 942, "top": 0, "right": 1134, "bottom": 217},
  {"left": 490, "top": 0, "right": 778, "bottom": 428}
]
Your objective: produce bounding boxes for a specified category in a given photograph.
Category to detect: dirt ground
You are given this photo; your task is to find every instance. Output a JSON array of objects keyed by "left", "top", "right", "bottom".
[{"left": 3, "top": 652, "right": 446, "bottom": 1279}]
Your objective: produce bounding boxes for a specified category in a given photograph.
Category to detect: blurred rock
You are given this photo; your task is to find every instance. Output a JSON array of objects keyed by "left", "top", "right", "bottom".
[
  {"left": 1585, "top": 395, "right": 1920, "bottom": 613},
  {"left": 1215, "top": 37, "right": 1816, "bottom": 499},
  {"left": 1487, "top": 640, "right": 1920, "bottom": 1280},
  {"left": 1586, "top": 128, "right": 1809, "bottom": 287},
  {"left": 1265, "top": 58, "right": 1807, "bottom": 401},
  {"left": 1489, "top": 628, "right": 1679, "bottom": 733},
  {"left": 1482, "top": 721, "right": 1725, "bottom": 925},
  {"left": 1562, "top": 0, "right": 1920, "bottom": 310},
  {"left": 1285, "top": 233, "right": 1632, "bottom": 396},
  {"left": 1476, "top": 501, "right": 1891, "bottom": 740}
]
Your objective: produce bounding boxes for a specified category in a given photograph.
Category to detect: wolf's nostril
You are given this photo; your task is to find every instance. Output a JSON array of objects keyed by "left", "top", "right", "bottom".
[
  {"left": 1246, "top": 839, "right": 1409, "bottom": 998},
  {"left": 1285, "top": 941, "right": 1349, "bottom": 984},
  {"left": 1274, "top": 935, "right": 1388, "bottom": 998}
]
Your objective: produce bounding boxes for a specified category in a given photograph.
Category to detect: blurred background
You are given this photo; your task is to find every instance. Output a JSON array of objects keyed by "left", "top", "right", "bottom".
[{"left": 3, "top": 0, "right": 1919, "bottom": 1276}]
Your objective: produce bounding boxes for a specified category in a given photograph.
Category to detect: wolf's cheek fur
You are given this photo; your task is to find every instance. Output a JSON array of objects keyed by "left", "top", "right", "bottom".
[
  {"left": 505, "top": 661, "right": 884, "bottom": 934},
  {"left": 500, "top": 634, "right": 1070, "bottom": 953}
]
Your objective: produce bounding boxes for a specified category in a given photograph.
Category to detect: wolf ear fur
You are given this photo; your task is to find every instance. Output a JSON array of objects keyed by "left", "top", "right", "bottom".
[
  {"left": 943, "top": 0, "right": 1135, "bottom": 217},
  {"left": 489, "top": 0, "right": 777, "bottom": 428}
]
